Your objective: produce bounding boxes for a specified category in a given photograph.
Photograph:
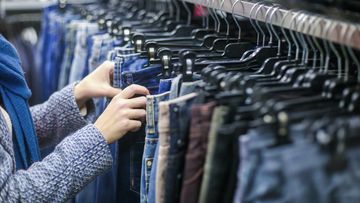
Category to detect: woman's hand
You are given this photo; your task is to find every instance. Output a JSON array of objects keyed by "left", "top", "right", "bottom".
[
  {"left": 74, "top": 61, "right": 121, "bottom": 108},
  {"left": 94, "top": 84, "right": 150, "bottom": 144}
]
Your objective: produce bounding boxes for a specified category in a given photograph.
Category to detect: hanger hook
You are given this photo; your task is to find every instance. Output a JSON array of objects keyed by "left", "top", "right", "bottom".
[
  {"left": 181, "top": 0, "right": 192, "bottom": 26},
  {"left": 288, "top": 10, "right": 301, "bottom": 61},
  {"left": 211, "top": 0, "right": 221, "bottom": 32},
  {"left": 172, "top": 0, "right": 181, "bottom": 21},
  {"left": 294, "top": 12, "right": 307, "bottom": 65},
  {"left": 254, "top": 2, "right": 268, "bottom": 47},
  {"left": 269, "top": 6, "right": 282, "bottom": 55},
  {"left": 325, "top": 18, "right": 342, "bottom": 78},
  {"left": 231, "top": 0, "right": 245, "bottom": 41},
  {"left": 322, "top": 19, "right": 332, "bottom": 73},
  {"left": 220, "top": 0, "right": 230, "bottom": 36},
  {"left": 346, "top": 25, "right": 360, "bottom": 82},
  {"left": 309, "top": 15, "right": 325, "bottom": 69},
  {"left": 303, "top": 14, "right": 318, "bottom": 68},
  {"left": 280, "top": 9, "right": 294, "bottom": 59},
  {"left": 206, "top": 0, "right": 217, "bottom": 31},
  {"left": 249, "top": 2, "right": 262, "bottom": 46},
  {"left": 340, "top": 23, "right": 350, "bottom": 82},
  {"left": 264, "top": 5, "right": 275, "bottom": 46}
]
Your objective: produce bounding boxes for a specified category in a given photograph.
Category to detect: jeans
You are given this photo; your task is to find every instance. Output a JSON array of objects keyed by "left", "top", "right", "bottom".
[
  {"left": 140, "top": 91, "right": 170, "bottom": 203},
  {"left": 57, "top": 21, "right": 81, "bottom": 89},
  {"left": 156, "top": 93, "right": 198, "bottom": 203},
  {"left": 115, "top": 56, "right": 160, "bottom": 203},
  {"left": 180, "top": 102, "right": 216, "bottom": 203},
  {"left": 43, "top": 10, "right": 78, "bottom": 99},
  {"left": 121, "top": 65, "right": 161, "bottom": 94},
  {"left": 179, "top": 80, "right": 201, "bottom": 96},
  {"left": 198, "top": 106, "right": 230, "bottom": 203},
  {"left": 113, "top": 54, "right": 143, "bottom": 88},
  {"left": 169, "top": 75, "right": 182, "bottom": 99},
  {"left": 158, "top": 78, "right": 172, "bottom": 94},
  {"left": 68, "top": 22, "right": 98, "bottom": 84},
  {"left": 147, "top": 79, "right": 173, "bottom": 203},
  {"left": 233, "top": 128, "right": 275, "bottom": 203},
  {"left": 87, "top": 34, "right": 115, "bottom": 117}
]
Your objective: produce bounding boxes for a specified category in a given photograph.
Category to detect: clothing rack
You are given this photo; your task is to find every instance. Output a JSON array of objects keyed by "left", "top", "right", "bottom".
[{"left": 184, "top": 0, "right": 360, "bottom": 50}]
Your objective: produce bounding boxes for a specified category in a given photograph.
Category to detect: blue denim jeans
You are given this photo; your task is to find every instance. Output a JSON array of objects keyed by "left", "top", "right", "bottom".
[
  {"left": 233, "top": 128, "right": 275, "bottom": 203},
  {"left": 68, "top": 22, "right": 98, "bottom": 84},
  {"left": 113, "top": 54, "right": 143, "bottom": 88},
  {"left": 114, "top": 57, "right": 161, "bottom": 203},
  {"left": 43, "top": 10, "right": 78, "bottom": 99},
  {"left": 158, "top": 78, "right": 172, "bottom": 94},
  {"left": 147, "top": 78, "right": 173, "bottom": 203},
  {"left": 179, "top": 80, "right": 202, "bottom": 96},
  {"left": 121, "top": 65, "right": 161, "bottom": 94},
  {"left": 140, "top": 92, "right": 170, "bottom": 203},
  {"left": 57, "top": 21, "right": 80, "bottom": 89}
]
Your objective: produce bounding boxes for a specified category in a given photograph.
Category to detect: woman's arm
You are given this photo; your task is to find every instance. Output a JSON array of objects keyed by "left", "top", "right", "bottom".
[
  {"left": 0, "top": 118, "right": 112, "bottom": 202},
  {"left": 30, "top": 83, "right": 95, "bottom": 149}
]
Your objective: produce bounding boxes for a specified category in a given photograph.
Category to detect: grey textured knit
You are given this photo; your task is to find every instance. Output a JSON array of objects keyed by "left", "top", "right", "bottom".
[{"left": 0, "top": 83, "right": 113, "bottom": 202}]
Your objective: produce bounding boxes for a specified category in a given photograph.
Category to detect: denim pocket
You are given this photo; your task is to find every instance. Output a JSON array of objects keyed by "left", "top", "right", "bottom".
[{"left": 130, "top": 141, "right": 145, "bottom": 194}]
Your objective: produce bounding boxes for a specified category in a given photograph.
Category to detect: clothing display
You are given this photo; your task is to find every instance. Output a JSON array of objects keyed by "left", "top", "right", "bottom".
[{"left": 5, "top": 0, "right": 360, "bottom": 202}]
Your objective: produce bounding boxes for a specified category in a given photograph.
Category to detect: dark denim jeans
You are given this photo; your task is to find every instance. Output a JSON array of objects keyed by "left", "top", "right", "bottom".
[
  {"left": 198, "top": 106, "right": 229, "bottom": 203},
  {"left": 158, "top": 93, "right": 198, "bottom": 203},
  {"left": 140, "top": 92, "right": 170, "bottom": 203},
  {"left": 121, "top": 65, "right": 161, "bottom": 94},
  {"left": 115, "top": 58, "right": 161, "bottom": 203},
  {"left": 180, "top": 102, "right": 216, "bottom": 203}
]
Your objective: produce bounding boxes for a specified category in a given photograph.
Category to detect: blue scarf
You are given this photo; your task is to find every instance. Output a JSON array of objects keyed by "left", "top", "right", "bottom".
[{"left": 0, "top": 35, "right": 41, "bottom": 169}]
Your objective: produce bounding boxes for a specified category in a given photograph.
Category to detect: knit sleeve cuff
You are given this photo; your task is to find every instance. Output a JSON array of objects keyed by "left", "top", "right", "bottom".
[{"left": 57, "top": 82, "right": 96, "bottom": 126}]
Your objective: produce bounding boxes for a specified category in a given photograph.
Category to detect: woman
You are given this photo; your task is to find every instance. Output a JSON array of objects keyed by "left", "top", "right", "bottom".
[{"left": 0, "top": 35, "right": 148, "bottom": 202}]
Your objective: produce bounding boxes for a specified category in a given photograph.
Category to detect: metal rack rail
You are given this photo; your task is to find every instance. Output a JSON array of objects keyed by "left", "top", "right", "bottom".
[{"left": 184, "top": 0, "right": 360, "bottom": 50}]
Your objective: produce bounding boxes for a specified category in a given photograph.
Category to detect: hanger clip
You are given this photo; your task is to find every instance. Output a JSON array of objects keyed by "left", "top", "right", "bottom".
[
  {"left": 132, "top": 33, "right": 145, "bottom": 53},
  {"left": 145, "top": 42, "right": 158, "bottom": 61},
  {"left": 123, "top": 27, "right": 132, "bottom": 42},
  {"left": 158, "top": 48, "right": 173, "bottom": 78},
  {"left": 180, "top": 50, "right": 196, "bottom": 82}
]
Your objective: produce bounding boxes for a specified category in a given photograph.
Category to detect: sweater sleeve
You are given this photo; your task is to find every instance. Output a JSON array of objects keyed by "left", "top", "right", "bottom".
[
  {"left": 30, "top": 83, "right": 96, "bottom": 149},
  {"left": 0, "top": 123, "right": 113, "bottom": 203}
]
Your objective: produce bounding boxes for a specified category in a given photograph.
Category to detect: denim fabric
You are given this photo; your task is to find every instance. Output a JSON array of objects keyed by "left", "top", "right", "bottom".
[
  {"left": 158, "top": 78, "right": 172, "bottom": 94},
  {"left": 68, "top": 22, "right": 98, "bottom": 84},
  {"left": 88, "top": 33, "right": 115, "bottom": 73},
  {"left": 282, "top": 143, "right": 328, "bottom": 203},
  {"left": 180, "top": 102, "right": 216, "bottom": 203},
  {"left": 114, "top": 56, "right": 160, "bottom": 203},
  {"left": 233, "top": 128, "right": 275, "bottom": 203},
  {"left": 121, "top": 65, "right": 161, "bottom": 94},
  {"left": 169, "top": 75, "right": 182, "bottom": 99},
  {"left": 179, "top": 80, "right": 201, "bottom": 96},
  {"left": 58, "top": 21, "right": 79, "bottom": 89},
  {"left": 36, "top": 6, "right": 57, "bottom": 100},
  {"left": 87, "top": 34, "right": 115, "bottom": 117},
  {"left": 198, "top": 106, "right": 230, "bottom": 203},
  {"left": 112, "top": 54, "right": 142, "bottom": 88},
  {"left": 140, "top": 92, "right": 170, "bottom": 203},
  {"left": 156, "top": 93, "right": 198, "bottom": 203},
  {"left": 43, "top": 10, "right": 78, "bottom": 99},
  {"left": 147, "top": 79, "right": 173, "bottom": 203}
]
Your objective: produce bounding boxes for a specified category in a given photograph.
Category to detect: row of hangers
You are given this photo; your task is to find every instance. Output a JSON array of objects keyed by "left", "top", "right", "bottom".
[{"left": 62, "top": 0, "right": 360, "bottom": 171}]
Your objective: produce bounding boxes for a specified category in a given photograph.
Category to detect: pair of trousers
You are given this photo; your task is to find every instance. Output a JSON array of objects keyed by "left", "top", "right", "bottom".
[
  {"left": 68, "top": 22, "right": 98, "bottom": 84},
  {"left": 156, "top": 93, "right": 198, "bottom": 203},
  {"left": 115, "top": 56, "right": 161, "bottom": 203},
  {"left": 140, "top": 91, "right": 170, "bottom": 203},
  {"left": 179, "top": 102, "right": 216, "bottom": 203}
]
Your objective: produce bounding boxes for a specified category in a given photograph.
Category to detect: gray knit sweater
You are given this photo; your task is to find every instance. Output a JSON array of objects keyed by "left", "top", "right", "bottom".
[{"left": 0, "top": 83, "right": 113, "bottom": 202}]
